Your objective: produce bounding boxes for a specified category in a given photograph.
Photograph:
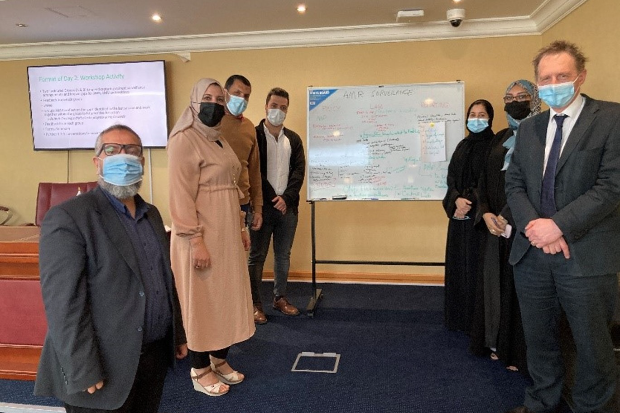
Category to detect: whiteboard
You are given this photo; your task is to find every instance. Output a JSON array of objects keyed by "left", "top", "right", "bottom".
[{"left": 307, "top": 82, "right": 464, "bottom": 201}]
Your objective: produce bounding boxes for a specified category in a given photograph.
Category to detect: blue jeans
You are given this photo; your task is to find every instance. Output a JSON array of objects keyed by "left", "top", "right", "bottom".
[
  {"left": 514, "top": 247, "right": 617, "bottom": 413},
  {"left": 248, "top": 207, "right": 298, "bottom": 305}
]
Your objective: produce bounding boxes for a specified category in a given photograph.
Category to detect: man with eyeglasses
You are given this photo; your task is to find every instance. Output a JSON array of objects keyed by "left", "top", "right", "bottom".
[{"left": 35, "top": 124, "right": 188, "bottom": 413}]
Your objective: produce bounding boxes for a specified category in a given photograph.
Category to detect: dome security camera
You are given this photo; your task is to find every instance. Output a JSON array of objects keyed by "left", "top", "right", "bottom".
[{"left": 447, "top": 9, "right": 465, "bottom": 27}]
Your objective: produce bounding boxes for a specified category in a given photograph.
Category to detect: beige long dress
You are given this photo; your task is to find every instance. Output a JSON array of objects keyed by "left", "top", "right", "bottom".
[{"left": 168, "top": 119, "right": 255, "bottom": 352}]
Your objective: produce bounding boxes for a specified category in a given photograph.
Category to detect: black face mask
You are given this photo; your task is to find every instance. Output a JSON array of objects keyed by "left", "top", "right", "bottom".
[
  {"left": 198, "top": 102, "right": 225, "bottom": 127},
  {"left": 504, "top": 100, "right": 531, "bottom": 120}
]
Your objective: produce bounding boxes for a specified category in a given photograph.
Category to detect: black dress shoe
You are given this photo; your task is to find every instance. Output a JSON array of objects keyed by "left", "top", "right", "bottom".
[{"left": 504, "top": 407, "right": 534, "bottom": 413}]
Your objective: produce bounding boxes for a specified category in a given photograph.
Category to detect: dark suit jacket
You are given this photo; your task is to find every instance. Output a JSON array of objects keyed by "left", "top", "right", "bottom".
[
  {"left": 505, "top": 95, "right": 620, "bottom": 275},
  {"left": 34, "top": 186, "right": 186, "bottom": 409}
]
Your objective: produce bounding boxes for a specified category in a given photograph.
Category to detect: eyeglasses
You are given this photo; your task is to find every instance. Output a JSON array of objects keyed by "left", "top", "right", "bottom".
[
  {"left": 97, "top": 143, "right": 143, "bottom": 157},
  {"left": 503, "top": 93, "right": 531, "bottom": 103}
]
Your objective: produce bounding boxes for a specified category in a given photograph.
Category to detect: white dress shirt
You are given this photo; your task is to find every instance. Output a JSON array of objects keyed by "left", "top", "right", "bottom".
[
  {"left": 263, "top": 124, "right": 291, "bottom": 196},
  {"left": 542, "top": 94, "right": 586, "bottom": 173}
]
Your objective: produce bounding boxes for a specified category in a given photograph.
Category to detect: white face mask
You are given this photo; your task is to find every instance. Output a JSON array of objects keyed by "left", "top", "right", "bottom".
[{"left": 267, "top": 108, "right": 286, "bottom": 127}]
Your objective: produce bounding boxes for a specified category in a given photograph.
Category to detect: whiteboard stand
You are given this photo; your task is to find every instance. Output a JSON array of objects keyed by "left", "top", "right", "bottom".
[
  {"left": 306, "top": 200, "right": 323, "bottom": 317},
  {"left": 306, "top": 201, "right": 445, "bottom": 317}
]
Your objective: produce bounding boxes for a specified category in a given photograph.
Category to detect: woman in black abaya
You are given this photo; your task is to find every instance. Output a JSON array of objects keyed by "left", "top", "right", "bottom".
[
  {"left": 469, "top": 80, "right": 541, "bottom": 373},
  {"left": 443, "top": 99, "right": 494, "bottom": 333}
]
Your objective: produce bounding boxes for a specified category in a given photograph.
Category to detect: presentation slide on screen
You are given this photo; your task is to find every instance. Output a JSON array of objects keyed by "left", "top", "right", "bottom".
[{"left": 28, "top": 61, "right": 168, "bottom": 150}]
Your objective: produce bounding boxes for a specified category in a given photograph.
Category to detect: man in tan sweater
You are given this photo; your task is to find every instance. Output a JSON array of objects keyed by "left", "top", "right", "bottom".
[
  {"left": 221, "top": 74, "right": 263, "bottom": 230},
  {"left": 221, "top": 75, "right": 264, "bottom": 324}
]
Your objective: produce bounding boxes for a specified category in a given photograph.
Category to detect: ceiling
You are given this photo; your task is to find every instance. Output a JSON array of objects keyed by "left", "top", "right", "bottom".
[{"left": 0, "top": 0, "right": 587, "bottom": 61}]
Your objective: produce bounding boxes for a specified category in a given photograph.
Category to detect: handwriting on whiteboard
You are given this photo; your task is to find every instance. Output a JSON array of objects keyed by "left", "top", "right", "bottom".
[{"left": 307, "top": 83, "right": 464, "bottom": 200}]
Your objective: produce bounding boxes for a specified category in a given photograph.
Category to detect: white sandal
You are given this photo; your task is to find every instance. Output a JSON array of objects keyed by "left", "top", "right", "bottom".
[
  {"left": 211, "top": 360, "right": 244, "bottom": 385},
  {"left": 190, "top": 367, "right": 229, "bottom": 396}
]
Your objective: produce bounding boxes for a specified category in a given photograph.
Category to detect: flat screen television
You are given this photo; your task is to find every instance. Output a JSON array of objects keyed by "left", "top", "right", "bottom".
[{"left": 28, "top": 60, "right": 168, "bottom": 150}]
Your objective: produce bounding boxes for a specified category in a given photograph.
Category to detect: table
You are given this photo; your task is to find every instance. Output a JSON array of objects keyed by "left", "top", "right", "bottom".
[{"left": 0, "top": 226, "right": 44, "bottom": 381}]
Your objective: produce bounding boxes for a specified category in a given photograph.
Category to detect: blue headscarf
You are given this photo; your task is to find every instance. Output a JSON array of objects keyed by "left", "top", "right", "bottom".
[{"left": 502, "top": 79, "right": 541, "bottom": 170}]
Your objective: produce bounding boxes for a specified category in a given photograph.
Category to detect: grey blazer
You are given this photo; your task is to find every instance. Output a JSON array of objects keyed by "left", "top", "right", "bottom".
[
  {"left": 34, "top": 187, "right": 186, "bottom": 409},
  {"left": 505, "top": 95, "right": 620, "bottom": 275}
]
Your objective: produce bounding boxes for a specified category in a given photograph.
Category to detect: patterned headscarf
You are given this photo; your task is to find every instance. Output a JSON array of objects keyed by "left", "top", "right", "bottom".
[{"left": 502, "top": 79, "right": 541, "bottom": 170}]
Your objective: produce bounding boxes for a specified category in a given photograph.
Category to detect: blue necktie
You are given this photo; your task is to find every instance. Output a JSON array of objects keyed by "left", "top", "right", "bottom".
[{"left": 540, "top": 114, "right": 567, "bottom": 217}]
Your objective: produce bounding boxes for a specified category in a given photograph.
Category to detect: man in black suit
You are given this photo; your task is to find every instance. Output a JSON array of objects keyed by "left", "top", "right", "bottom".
[
  {"left": 35, "top": 124, "right": 187, "bottom": 413},
  {"left": 505, "top": 41, "right": 620, "bottom": 413}
]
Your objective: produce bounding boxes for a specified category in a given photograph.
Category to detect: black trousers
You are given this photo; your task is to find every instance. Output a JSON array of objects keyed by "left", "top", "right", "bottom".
[
  {"left": 64, "top": 339, "right": 169, "bottom": 413},
  {"left": 189, "top": 347, "right": 230, "bottom": 369},
  {"left": 514, "top": 248, "right": 617, "bottom": 413}
]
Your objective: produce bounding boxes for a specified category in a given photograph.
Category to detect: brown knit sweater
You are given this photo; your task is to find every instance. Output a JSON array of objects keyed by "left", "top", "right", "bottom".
[{"left": 220, "top": 114, "right": 263, "bottom": 213}]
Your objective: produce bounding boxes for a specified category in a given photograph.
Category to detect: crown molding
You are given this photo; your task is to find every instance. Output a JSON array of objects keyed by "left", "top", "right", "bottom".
[
  {"left": 532, "top": 0, "right": 588, "bottom": 31},
  {"left": 0, "top": 0, "right": 586, "bottom": 62}
]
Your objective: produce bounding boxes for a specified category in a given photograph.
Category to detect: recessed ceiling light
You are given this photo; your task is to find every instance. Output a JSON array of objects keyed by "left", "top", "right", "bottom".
[
  {"left": 453, "top": 0, "right": 462, "bottom": 3},
  {"left": 152, "top": 13, "right": 162, "bottom": 22},
  {"left": 16, "top": 23, "right": 28, "bottom": 28},
  {"left": 297, "top": 4, "right": 306, "bottom": 13}
]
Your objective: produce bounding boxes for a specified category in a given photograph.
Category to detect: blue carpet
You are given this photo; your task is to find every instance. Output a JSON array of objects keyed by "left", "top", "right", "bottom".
[{"left": 0, "top": 283, "right": 533, "bottom": 413}]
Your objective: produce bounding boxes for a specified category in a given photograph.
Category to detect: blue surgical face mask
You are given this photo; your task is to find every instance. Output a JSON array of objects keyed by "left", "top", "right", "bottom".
[
  {"left": 467, "top": 118, "right": 489, "bottom": 133},
  {"left": 226, "top": 92, "right": 248, "bottom": 116},
  {"left": 538, "top": 77, "right": 578, "bottom": 109},
  {"left": 99, "top": 154, "right": 143, "bottom": 186}
]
